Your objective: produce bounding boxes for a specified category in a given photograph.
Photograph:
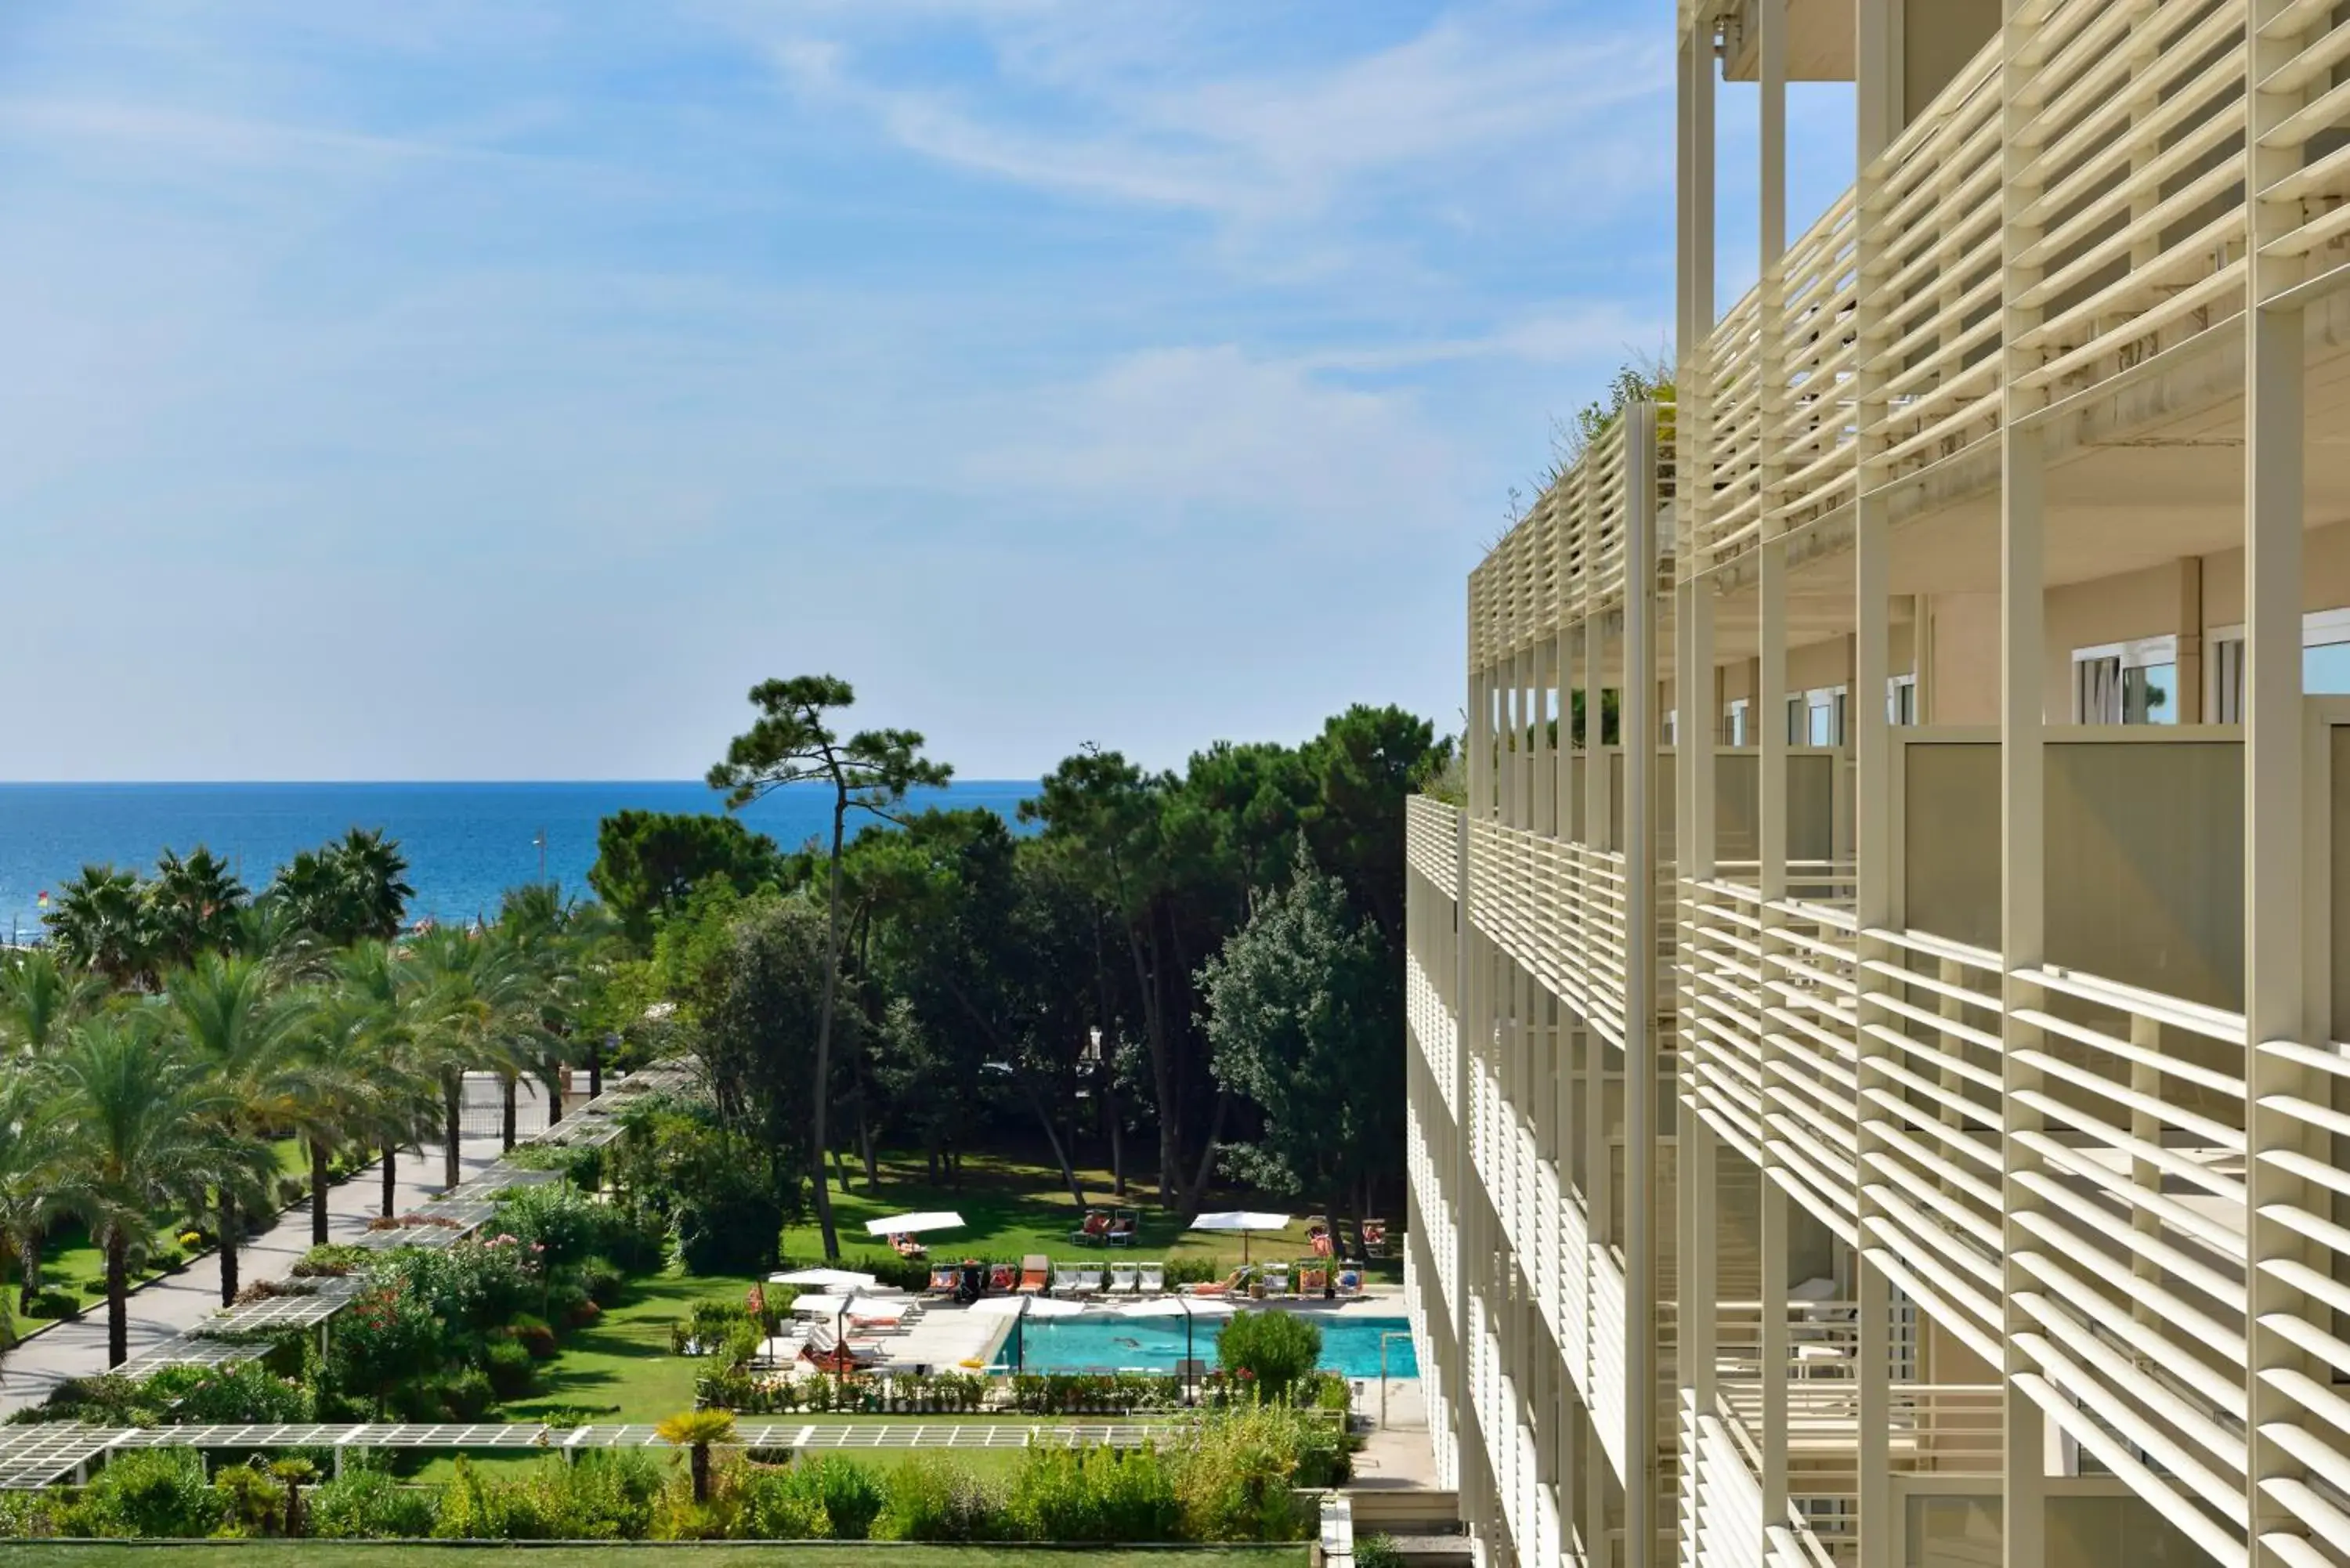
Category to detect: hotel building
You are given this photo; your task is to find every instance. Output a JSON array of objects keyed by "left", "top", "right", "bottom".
[{"left": 1402, "top": 2, "right": 2350, "bottom": 1565}]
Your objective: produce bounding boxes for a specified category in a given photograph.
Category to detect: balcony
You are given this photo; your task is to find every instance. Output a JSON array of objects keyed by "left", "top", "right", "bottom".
[{"left": 1684, "top": 0, "right": 2350, "bottom": 580}]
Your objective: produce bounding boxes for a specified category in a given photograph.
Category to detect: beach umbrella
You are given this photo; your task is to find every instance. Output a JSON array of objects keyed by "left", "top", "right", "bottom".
[
  {"left": 1188, "top": 1210, "right": 1291, "bottom": 1264},
  {"left": 1117, "top": 1295, "right": 1235, "bottom": 1402},
  {"left": 864, "top": 1211, "right": 964, "bottom": 1237},
  {"left": 967, "top": 1292, "right": 1084, "bottom": 1375},
  {"left": 770, "top": 1267, "right": 879, "bottom": 1292}
]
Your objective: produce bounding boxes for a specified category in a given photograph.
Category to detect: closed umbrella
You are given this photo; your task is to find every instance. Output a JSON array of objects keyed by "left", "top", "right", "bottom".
[
  {"left": 968, "top": 1292, "right": 1085, "bottom": 1375},
  {"left": 1117, "top": 1295, "right": 1235, "bottom": 1404},
  {"left": 1188, "top": 1211, "right": 1291, "bottom": 1265}
]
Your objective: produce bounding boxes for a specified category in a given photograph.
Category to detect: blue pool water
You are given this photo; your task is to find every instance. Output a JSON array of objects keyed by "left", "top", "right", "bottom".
[{"left": 992, "top": 1313, "right": 1418, "bottom": 1378}]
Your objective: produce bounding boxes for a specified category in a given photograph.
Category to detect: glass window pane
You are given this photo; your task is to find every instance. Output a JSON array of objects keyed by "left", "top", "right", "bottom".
[
  {"left": 1808, "top": 702, "right": 1834, "bottom": 746},
  {"left": 2124, "top": 663, "right": 2175, "bottom": 724},
  {"left": 2308, "top": 640, "right": 2350, "bottom": 695}
]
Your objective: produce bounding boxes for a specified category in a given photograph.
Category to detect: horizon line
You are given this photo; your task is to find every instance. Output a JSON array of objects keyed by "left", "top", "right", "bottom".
[{"left": 0, "top": 777, "right": 1046, "bottom": 789}]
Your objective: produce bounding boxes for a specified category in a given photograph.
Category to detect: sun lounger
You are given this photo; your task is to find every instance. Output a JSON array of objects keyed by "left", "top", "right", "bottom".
[
  {"left": 1108, "top": 1265, "right": 1138, "bottom": 1294},
  {"left": 1334, "top": 1266, "right": 1363, "bottom": 1299},
  {"left": 1261, "top": 1264, "right": 1292, "bottom": 1299},
  {"left": 1050, "top": 1262, "right": 1084, "bottom": 1295},
  {"left": 1298, "top": 1266, "right": 1328, "bottom": 1295},
  {"left": 1017, "top": 1254, "right": 1049, "bottom": 1295},
  {"left": 1362, "top": 1219, "right": 1388, "bottom": 1253},
  {"left": 802, "top": 1325, "right": 885, "bottom": 1371},
  {"left": 989, "top": 1263, "right": 1018, "bottom": 1292},
  {"left": 1073, "top": 1266, "right": 1104, "bottom": 1295},
  {"left": 1107, "top": 1210, "right": 1138, "bottom": 1247},
  {"left": 1071, "top": 1210, "right": 1112, "bottom": 1247},
  {"left": 927, "top": 1266, "right": 961, "bottom": 1295},
  {"left": 1188, "top": 1266, "right": 1248, "bottom": 1297},
  {"left": 1138, "top": 1263, "right": 1164, "bottom": 1292}
]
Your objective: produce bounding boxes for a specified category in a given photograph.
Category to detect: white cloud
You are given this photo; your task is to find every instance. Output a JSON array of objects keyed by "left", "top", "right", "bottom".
[
  {"left": 747, "top": 3, "right": 1671, "bottom": 230},
  {"left": 963, "top": 344, "right": 1462, "bottom": 540}
]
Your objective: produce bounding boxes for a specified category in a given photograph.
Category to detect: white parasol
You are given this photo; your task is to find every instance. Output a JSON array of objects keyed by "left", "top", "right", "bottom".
[
  {"left": 1188, "top": 1210, "right": 1292, "bottom": 1263},
  {"left": 865, "top": 1211, "right": 964, "bottom": 1237},
  {"left": 770, "top": 1267, "right": 880, "bottom": 1292}
]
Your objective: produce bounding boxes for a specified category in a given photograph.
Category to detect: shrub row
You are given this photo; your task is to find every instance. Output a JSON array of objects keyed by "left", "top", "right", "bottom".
[{"left": 0, "top": 1405, "right": 1339, "bottom": 1543}]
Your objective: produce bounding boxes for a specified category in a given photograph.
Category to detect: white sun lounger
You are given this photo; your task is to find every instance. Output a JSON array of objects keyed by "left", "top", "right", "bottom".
[
  {"left": 1138, "top": 1262, "right": 1164, "bottom": 1292},
  {"left": 1109, "top": 1265, "right": 1138, "bottom": 1294}
]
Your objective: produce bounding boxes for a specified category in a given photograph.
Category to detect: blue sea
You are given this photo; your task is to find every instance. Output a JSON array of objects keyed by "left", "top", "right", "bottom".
[{"left": 0, "top": 781, "right": 1040, "bottom": 938}]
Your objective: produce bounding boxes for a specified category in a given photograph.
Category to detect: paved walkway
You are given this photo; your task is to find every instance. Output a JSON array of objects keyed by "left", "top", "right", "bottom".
[{"left": 0, "top": 1075, "right": 567, "bottom": 1416}]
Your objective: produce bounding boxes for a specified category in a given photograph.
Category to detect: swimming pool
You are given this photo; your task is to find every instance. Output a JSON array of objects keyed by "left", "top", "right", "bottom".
[{"left": 990, "top": 1313, "right": 1419, "bottom": 1378}]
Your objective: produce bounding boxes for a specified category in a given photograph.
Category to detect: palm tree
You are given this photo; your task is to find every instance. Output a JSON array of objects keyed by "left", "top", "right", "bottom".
[
  {"left": 0, "top": 947, "right": 104, "bottom": 1058},
  {"left": 0, "top": 955, "right": 99, "bottom": 1307},
  {"left": 148, "top": 846, "right": 248, "bottom": 970},
  {"left": 655, "top": 1408, "right": 736, "bottom": 1503},
  {"left": 264, "top": 830, "right": 413, "bottom": 950},
  {"left": 265, "top": 847, "right": 345, "bottom": 948},
  {"left": 164, "top": 952, "right": 305, "bottom": 1305},
  {"left": 0, "top": 1057, "right": 63, "bottom": 1316},
  {"left": 43, "top": 865, "right": 159, "bottom": 990},
  {"left": 289, "top": 943, "right": 436, "bottom": 1238},
  {"left": 49, "top": 1012, "right": 267, "bottom": 1366},
  {"left": 330, "top": 829, "right": 415, "bottom": 942},
  {"left": 407, "top": 927, "right": 533, "bottom": 1187}
]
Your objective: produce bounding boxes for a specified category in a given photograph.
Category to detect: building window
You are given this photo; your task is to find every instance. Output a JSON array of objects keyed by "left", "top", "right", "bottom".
[
  {"left": 2072, "top": 636, "right": 2175, "bottom": 724},
  {"left": 1724, "top": 699, "right": 1749, "bottom": 746},
  {"left": 1888, "top": 674, "right": 1918, "bottom": 725},
  {"left": 1788, "top": 685, "right": 1846, "bottom": 746},
  {"left": 2207, "top": 607, "right": 2350, "bottom": 721}
]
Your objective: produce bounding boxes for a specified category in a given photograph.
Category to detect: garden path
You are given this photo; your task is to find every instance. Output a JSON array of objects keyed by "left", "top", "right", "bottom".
[{"left": 0, "top": 1073, "right": 567, "bottom": 1416}]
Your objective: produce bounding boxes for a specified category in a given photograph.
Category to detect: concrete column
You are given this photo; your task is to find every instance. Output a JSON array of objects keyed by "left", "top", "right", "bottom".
[
  {"left": 2245, "top": 7, "right": 2316, "bottom": 1556},
  {"left": 2175, "top": 557, "right": 2205, "bottom": 724},
  {"left": 1998, "top": 5, "right": 2048, "bottom": 1559},
  {"left": 1622, "top": 403, "right": 1660, "bottom": 1568}
]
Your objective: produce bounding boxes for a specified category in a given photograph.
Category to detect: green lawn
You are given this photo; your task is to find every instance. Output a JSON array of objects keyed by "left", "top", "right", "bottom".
[
  {"left": 0, "top": 1548, "right": 1305, "bottom": 1566},
  {"left": 782, "top": 1153, "right": 1398, "bottom": 1283},
  {"left": 505, "top": 1274, "right": 750, "bottom": 1425}
]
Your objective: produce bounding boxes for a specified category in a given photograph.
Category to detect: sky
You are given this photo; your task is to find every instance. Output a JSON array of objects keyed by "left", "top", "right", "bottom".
[{"left": 0, "top": 2, "right": 1853, "bottom": 782}]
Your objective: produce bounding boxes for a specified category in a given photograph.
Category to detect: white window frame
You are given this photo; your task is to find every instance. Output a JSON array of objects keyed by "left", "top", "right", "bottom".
[
  {"left": 1788, "top": 685, "right": 1847, "bottom": 746},
  {"left": 1724, "top": 699, "right": 1749, "bottom": 747},
  {"left": 2207, "top": 606, "right": 2350, "bottom": 721},
  {"left": 2070, "top": 634, "right": 2176, "bottom": 724},
  {"left": 1887, "top": 673, "right": 1917, "bottom": 726}
]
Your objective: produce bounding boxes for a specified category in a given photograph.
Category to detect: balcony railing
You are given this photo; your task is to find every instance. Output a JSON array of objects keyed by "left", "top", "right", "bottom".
[
  {"left": 1467, "top": 396, "right": 1676, "bottom": 671},
  {"left": 1675, "top": 2, "right": 2350, "bottom": 587}
]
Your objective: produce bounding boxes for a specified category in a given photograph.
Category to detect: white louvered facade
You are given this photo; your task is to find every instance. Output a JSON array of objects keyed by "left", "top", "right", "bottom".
[{"left": 1405, "top": 3, "right": 2350, "bottom": 1566}]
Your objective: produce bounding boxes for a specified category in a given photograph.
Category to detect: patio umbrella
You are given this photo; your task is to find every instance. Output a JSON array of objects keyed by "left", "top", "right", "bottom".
[
  {"left": 1117, "top": 1296, "right": 1235, "bottom": 1403},
  {"left": 770, "top": 1267, "right": 879, "bottom": 1292},
  {"left": 967, "top": 1292, "right": 1085, "bottom": 1376},
  {"left": 1188, "top": 1210, "right": 1290, "bottom": 1264},
  {"left": 864, "top": 1211, "right": 964, "bottom": 1237}
]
